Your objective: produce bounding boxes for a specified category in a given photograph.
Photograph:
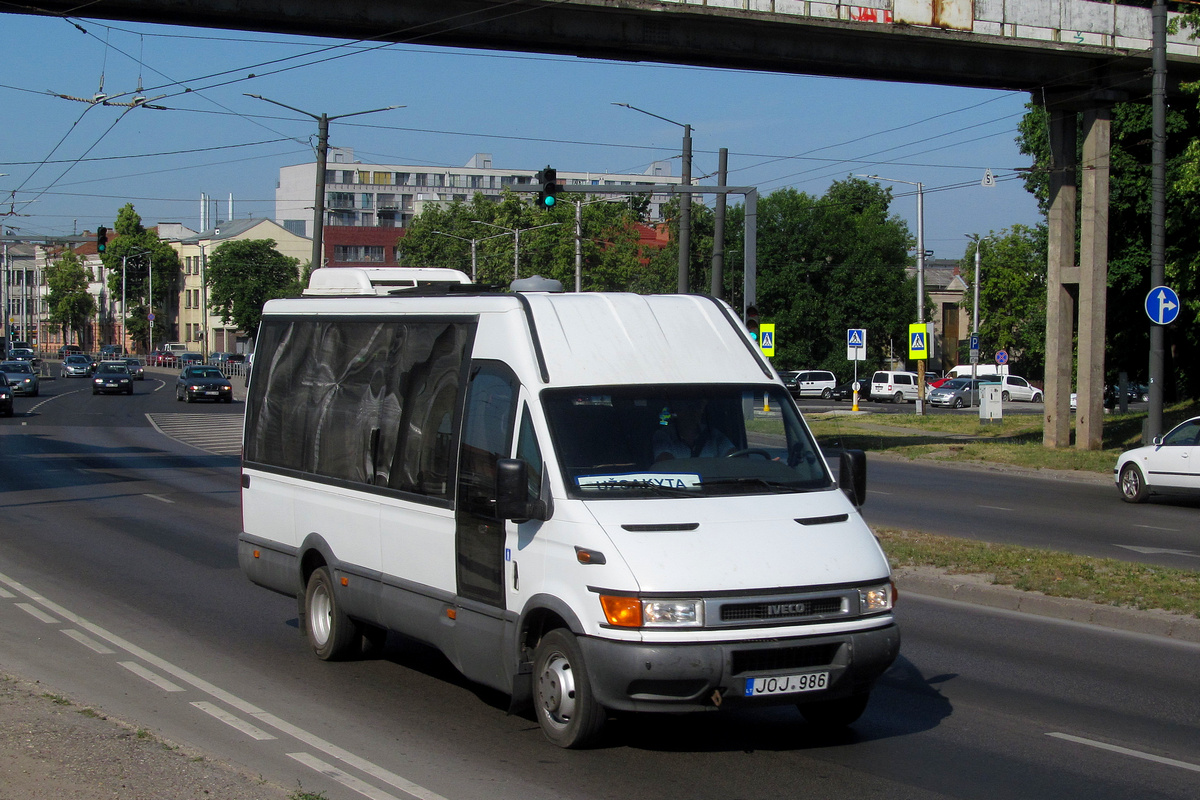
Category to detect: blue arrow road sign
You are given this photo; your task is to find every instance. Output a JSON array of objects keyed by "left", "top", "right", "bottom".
[{"left": 1145, "top": 285, "right": 1180, "bottom": 325}]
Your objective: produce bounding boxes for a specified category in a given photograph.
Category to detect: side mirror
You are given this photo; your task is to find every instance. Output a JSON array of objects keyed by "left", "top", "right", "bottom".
[
  {"left": 496, "top": 458, "right": 549, "bottom": 522},
  {"left": 839, "top": 449, "right": 867, "bottom": 507}
]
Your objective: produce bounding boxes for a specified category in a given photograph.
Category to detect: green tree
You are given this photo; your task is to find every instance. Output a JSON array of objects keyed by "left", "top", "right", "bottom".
[
  {"left": 99, "top": 203, "right": 181, "bottom": 350},
  {"left": 45, "top": 251, "right": 96, "bottom": 346},
  {"left": 963, "top": 225, "right": 1048, "bottom": 379},
  {"left": 723, "top": 178, "right": 915, "bottom": 375},
  {"left": 205, "top": 239, "right": 301, "bottom": 337},
  {"left": 400, "top": 190, "right": 650, "bottom": 290}
]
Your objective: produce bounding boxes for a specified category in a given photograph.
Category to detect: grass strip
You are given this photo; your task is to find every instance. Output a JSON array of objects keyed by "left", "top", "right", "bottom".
[{"left": 875, "top": 527, "right": 1200, "bottom": 619}]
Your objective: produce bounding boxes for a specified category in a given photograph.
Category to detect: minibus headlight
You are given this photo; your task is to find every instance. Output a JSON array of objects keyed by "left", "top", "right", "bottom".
[
  {"left": 599, "top": 596, "right": 704, "bottom": 628},
  {"left": 860, "top": 583, "right": 894, "bottom": 614}
]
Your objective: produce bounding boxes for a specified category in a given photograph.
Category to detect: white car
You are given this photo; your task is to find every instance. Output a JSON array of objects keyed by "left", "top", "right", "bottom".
[
  {"left": 870, "top": 370, "right": 920, "bottom": 403},
  {"left": 1114, "top": 416, "right": 1200, "bottom": 503},
  {"left": 980, "top": 374, "right": 1042, "bottom": 403}
]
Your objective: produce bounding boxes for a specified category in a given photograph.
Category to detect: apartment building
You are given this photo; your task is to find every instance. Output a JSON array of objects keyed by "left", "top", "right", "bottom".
[{"left": 276, "top": 150, "right": 678, "bottom": 239}]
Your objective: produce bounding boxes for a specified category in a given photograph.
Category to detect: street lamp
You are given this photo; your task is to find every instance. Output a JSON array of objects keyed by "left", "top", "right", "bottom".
[
  {"left": 245, "top": 95, "right": 402, "bottom": 271},
  {"left": 863, "top": 174, "right": 928, "bottom": 414},
  {"left": 966, "top": 234, "right": 992, "bottom": 401},
  {"left": 471, "top": 220, "right": 562, "bottom": 280},
  {"left": 613, "top": 103, "right": 692, "bottom": 293},
  {"left": 430, "top": 230, "right": 510, "bottom": 280}
]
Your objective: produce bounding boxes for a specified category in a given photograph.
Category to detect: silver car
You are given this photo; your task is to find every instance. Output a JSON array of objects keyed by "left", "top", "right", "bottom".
[
  {"left": 61, "top": 354, "right": 94, "bottom": 378},
  {"left": 928, "top": 377, "right": 987, "bottom": 409},
  {"left": 0, "top": 360, "right": 39, "bottom": 396}
]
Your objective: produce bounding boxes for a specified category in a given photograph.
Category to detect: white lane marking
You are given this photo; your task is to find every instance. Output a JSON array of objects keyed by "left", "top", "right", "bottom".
[
  {"left": 0, "top": 569, "right": 449, "bottom": 800},
  {"left": 1047, "top": 732, "right": 1200, "bottom": 773},
  {"left": 978, "top": 504, "right": 1014, "bottom": 511},
  {"left": 1132, "top": 524, "right": 1181, "bottom": 533},
  {"left": 191, "top": 701, "right": 277, "bottom": 741},
  {"left": 16, "top": 602, "right": 59, "bottom": 623},
  {"left": 144, "top": 494, "right": 175, "bottom": 504},
  {"left": 0, "top": 587, "right": 15, "bottom": 599},
  {"left": 61, "top": 628, "right": 115, "bottom": 654},
  {"left": 1116, "top": 544, "right": 1196, "bottom": 557},
  {"left": 119, "top": 660, "right": 185, "bottom": 692},
  {"left": 288, "top": 753, "right": 404, "bottom": 800}
]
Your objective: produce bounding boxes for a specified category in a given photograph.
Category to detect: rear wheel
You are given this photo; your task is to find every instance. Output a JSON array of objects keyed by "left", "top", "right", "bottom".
[
  {"left": 305, "top": 567, "right": 357, "bottom": 660},
  {"left": 533, "top": 629, "right": 606, "bottom": 748},
  {"left": 821, "top": 387, "right": 832, "bottom": 399},
  {"left": 1118, "top": 462, "right": 1149, "bottom": 503},
  {"left": 1032, "top": 392, "right": 1043, "bottom": 403},
  {"left": 893, "top": 391, "right": 904, "bottom": 404},
  {"left": 799, "top": 693, "right": 870, "bottom": 729}
]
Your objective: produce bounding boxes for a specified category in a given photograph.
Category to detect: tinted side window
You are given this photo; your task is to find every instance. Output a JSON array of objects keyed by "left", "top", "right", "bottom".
[
  {"left": 896, "top": 375, "right": 911, "bottom": 386},
  {"left": 244, "top": 316, "right": 474, "bottom": 503}
]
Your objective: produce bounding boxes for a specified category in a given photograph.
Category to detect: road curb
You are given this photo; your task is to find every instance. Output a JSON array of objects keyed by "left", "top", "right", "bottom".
[{"left": 894, "top": 566, "right": 1200, "bottom": 643}]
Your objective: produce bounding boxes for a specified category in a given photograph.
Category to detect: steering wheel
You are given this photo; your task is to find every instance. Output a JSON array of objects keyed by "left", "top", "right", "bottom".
[{"left": 725, "top": 448, "right": 772, "bottom": 460}]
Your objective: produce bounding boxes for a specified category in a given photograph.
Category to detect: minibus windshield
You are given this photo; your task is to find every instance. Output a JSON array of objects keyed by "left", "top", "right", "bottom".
[{"left": 542, "top": 385, "right": 832, "bottom": 499}]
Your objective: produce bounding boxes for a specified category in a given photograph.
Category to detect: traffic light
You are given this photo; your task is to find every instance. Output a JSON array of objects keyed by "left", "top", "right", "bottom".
[
  {"left": 96, "top": 226, "right": 108, "bottom": 253},
  {"left": 535, "top": 166, "right": 560, "bottom": 208},
  {"left": 745, "top": 306, "right": 760, "bottom": 341}
]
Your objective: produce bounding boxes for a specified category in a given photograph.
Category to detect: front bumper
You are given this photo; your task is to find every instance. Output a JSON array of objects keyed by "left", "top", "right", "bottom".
[{"left": 578, "top": 622, "right": 900, "bottom": 713}]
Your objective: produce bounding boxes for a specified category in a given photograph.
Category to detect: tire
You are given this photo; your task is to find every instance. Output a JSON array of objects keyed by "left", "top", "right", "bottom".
[
  {"left": 798, "top": 693, "right": 870, "bottom": 729},
  {"left": 224, "top": 396, "right": 233, "bottom": 403},
  {"left": 893, "top": 391, "right": 904, "bottom": 404},
  {"left": 127, "top": 387, "right": 134, "bottom": 395},
  {"left": 1118, "top": 462, "right": 1149, "bottom": 503},
  {"left": 92, "top": 388, "right": 98, "bottom": 395},
  {"left": 953, "top": 397, "right": 964, "bottom": 409},
  {"left": 184, "top": 391, "right": 193, "bottom": 403},
  {"left": 175, "top": 388, "right": 183, "bottom": 401},
  {"left": 533, "top": 629, "right": 606, "bottom": 748},
  {"left": 304, "top": 567, "right": 357, "bottom": 660},
  {"left": 1032, "top": 392, "right": 1043, "bottom": 403},
  {"left": 821, "top": 387, "right": 832, "bottom": 399},
  {"left": 1002, "top": 391, "right": 1010, "bottom": 402}
]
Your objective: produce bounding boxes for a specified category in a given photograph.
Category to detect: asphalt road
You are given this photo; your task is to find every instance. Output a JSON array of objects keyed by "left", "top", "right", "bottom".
[{"left": 1, "top": 370, "right": 1197, "bottom": 799}]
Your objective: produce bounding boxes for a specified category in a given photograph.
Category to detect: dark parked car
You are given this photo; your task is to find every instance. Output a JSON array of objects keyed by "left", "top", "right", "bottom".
[
  {"left": 176, "top": 365, "right": 233, "bottom": 403},
  {"left": 122, "top": 358, "right": 145, "bottom": 379},
  {"left": 57, "top": 344, "right": 83, "bottom": 358},
  {"left": 8, "top": 347, "right": 41, "bottom": 369},
  {"left": 0, "top": 374, "right": 13, "bottom": 417},
  {"left": 60, "top": 354, "right": 96, "bottom": 378},
  {"left": 180, "top": 352, "right": 205, "bottom": 365},
  {"left": 92, "top": 361, "right": 134, "bottom": 395},
  {"left": 831, "top": 379, "right": 871, "bottom": 402}
]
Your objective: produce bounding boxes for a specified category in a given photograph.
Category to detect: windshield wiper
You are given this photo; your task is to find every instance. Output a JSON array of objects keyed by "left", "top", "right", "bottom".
[{"left": 700, "top": 477, "right": 808, "bottom": 494}]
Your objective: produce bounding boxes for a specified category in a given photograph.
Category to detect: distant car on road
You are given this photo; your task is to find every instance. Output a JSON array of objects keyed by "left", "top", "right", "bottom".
[
  {"left": 61, "top": 354, "right": 95, "bottom": 378},
  {"left": 787, "top": 370, "right": 838, "bottom": 399},
  {"left": 0, "top": 374, "right": 13, "bottom": 417},
  {"left": 1115, "top": 416, "right": 1200, "bottom": 503},
  {"left": 147, "top": 350, "right": 172, "bottom": 367},
  {"left": 928, "top": 377, "right": 988, "bottom": 409},
  {"left": 92, "top": 361, "right": 134, "bottom": 395},
  {"left": 176, "top": 365, "right": 233, "bottom": 403},
  {"left": 99, "top": 344, "right": 124, "bottom": 358},
  {"left": 57, "top": 344, "right": 83, "bottom": 358},
  {"left": 8, "top": 348, "right": 41, "bottom": 369},
  {"left": 180, "top": 352, "right": 204, "bottom": 365},
  {"left": 0, "top": 361, "right": 39, "bottom": 396},
  {"left": 830, "top": 379, "right": 871, "bottom": 402},
  {"left": 122, "top": 358, "right": 145, "bottom": 380}
]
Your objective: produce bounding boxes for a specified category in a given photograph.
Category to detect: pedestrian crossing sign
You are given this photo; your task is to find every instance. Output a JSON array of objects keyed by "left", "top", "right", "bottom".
[
  {"left": 759, "top": 323, "right": 775, "bottom": 357},
  {"left": 908, "top": 322, "right": 930, "bottom": 360},
  {"left": 846, "top": 328, "right": 866, "bottom": 361}
]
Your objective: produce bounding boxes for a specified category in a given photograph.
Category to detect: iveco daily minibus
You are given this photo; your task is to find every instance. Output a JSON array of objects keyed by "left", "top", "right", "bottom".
[{"left": 239, "top": 268, "right": 899, "bottom": 748}]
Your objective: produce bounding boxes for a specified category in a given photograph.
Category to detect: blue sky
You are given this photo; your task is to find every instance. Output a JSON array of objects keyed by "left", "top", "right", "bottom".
[{"left": 1, "top": 13, "right": 1042, "bottom": 260}]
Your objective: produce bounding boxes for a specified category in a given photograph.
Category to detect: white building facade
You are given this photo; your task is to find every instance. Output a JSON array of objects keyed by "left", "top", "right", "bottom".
[{"left": 276, "top": 150, "right": 680, "bottom": 236}]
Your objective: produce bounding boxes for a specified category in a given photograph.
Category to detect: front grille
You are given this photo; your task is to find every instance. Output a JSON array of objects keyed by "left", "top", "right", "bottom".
[
  {"left": 731, "top": 643, "right": 841, "bottom": 675},
  {"left": 720, "top": 596, "right": 846, "bottom": 623}
]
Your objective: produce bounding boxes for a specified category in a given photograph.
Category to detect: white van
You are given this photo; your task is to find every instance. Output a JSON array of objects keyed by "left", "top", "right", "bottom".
[
  {"left": 239, "top": 269, "right": 899, "bottom": 748},
  {"left": 947, "top": 364, "right": 1009, "bottom": 379},
  {"left": 870, "top": 370, "right": 921, "bottom": 403}
]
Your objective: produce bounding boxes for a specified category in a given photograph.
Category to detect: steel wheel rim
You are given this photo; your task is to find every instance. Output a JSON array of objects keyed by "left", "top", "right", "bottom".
[
  {"left": 537, "top": 651, "right": 577, "bottom": 728},
  {"left": 310, "top": 583, "right": 332, "bottom": 646}
]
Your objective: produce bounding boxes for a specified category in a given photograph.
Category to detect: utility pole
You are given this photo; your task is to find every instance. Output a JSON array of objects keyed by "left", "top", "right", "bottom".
[
  {"left": 711, "top": 148, "right": 728, "bottom": 300},
  {"left": 1148, "top": 0, "right": 1167, "bottom": 440},
  {"left": 245, "top": 95, "right": 401, "bottom": 271}
]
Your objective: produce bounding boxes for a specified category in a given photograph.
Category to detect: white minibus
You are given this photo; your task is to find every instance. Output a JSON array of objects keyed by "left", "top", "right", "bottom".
[{"left": 239, "top": 269, "right": 899, "bottom": 748}]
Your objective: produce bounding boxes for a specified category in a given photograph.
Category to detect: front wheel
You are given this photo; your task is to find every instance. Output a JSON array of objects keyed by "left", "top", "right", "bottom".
[
  {"left": 1001, "top": 390, "right": 1011, "bottom": 402},
  {"left": 1118, "top": 462, "right": 1149, "bottom": 503},
  {"left": 305, "top": 567, "right": 357, "bottom": 660},
  {"left": 533, "top": 629, "right": 606, "bottom": 748},
  {"left": 953, "top": 397, "right": 964, "bottom": 409},
  {"left": 798, "top": 692, "right": 870, "bottom": 729}
]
